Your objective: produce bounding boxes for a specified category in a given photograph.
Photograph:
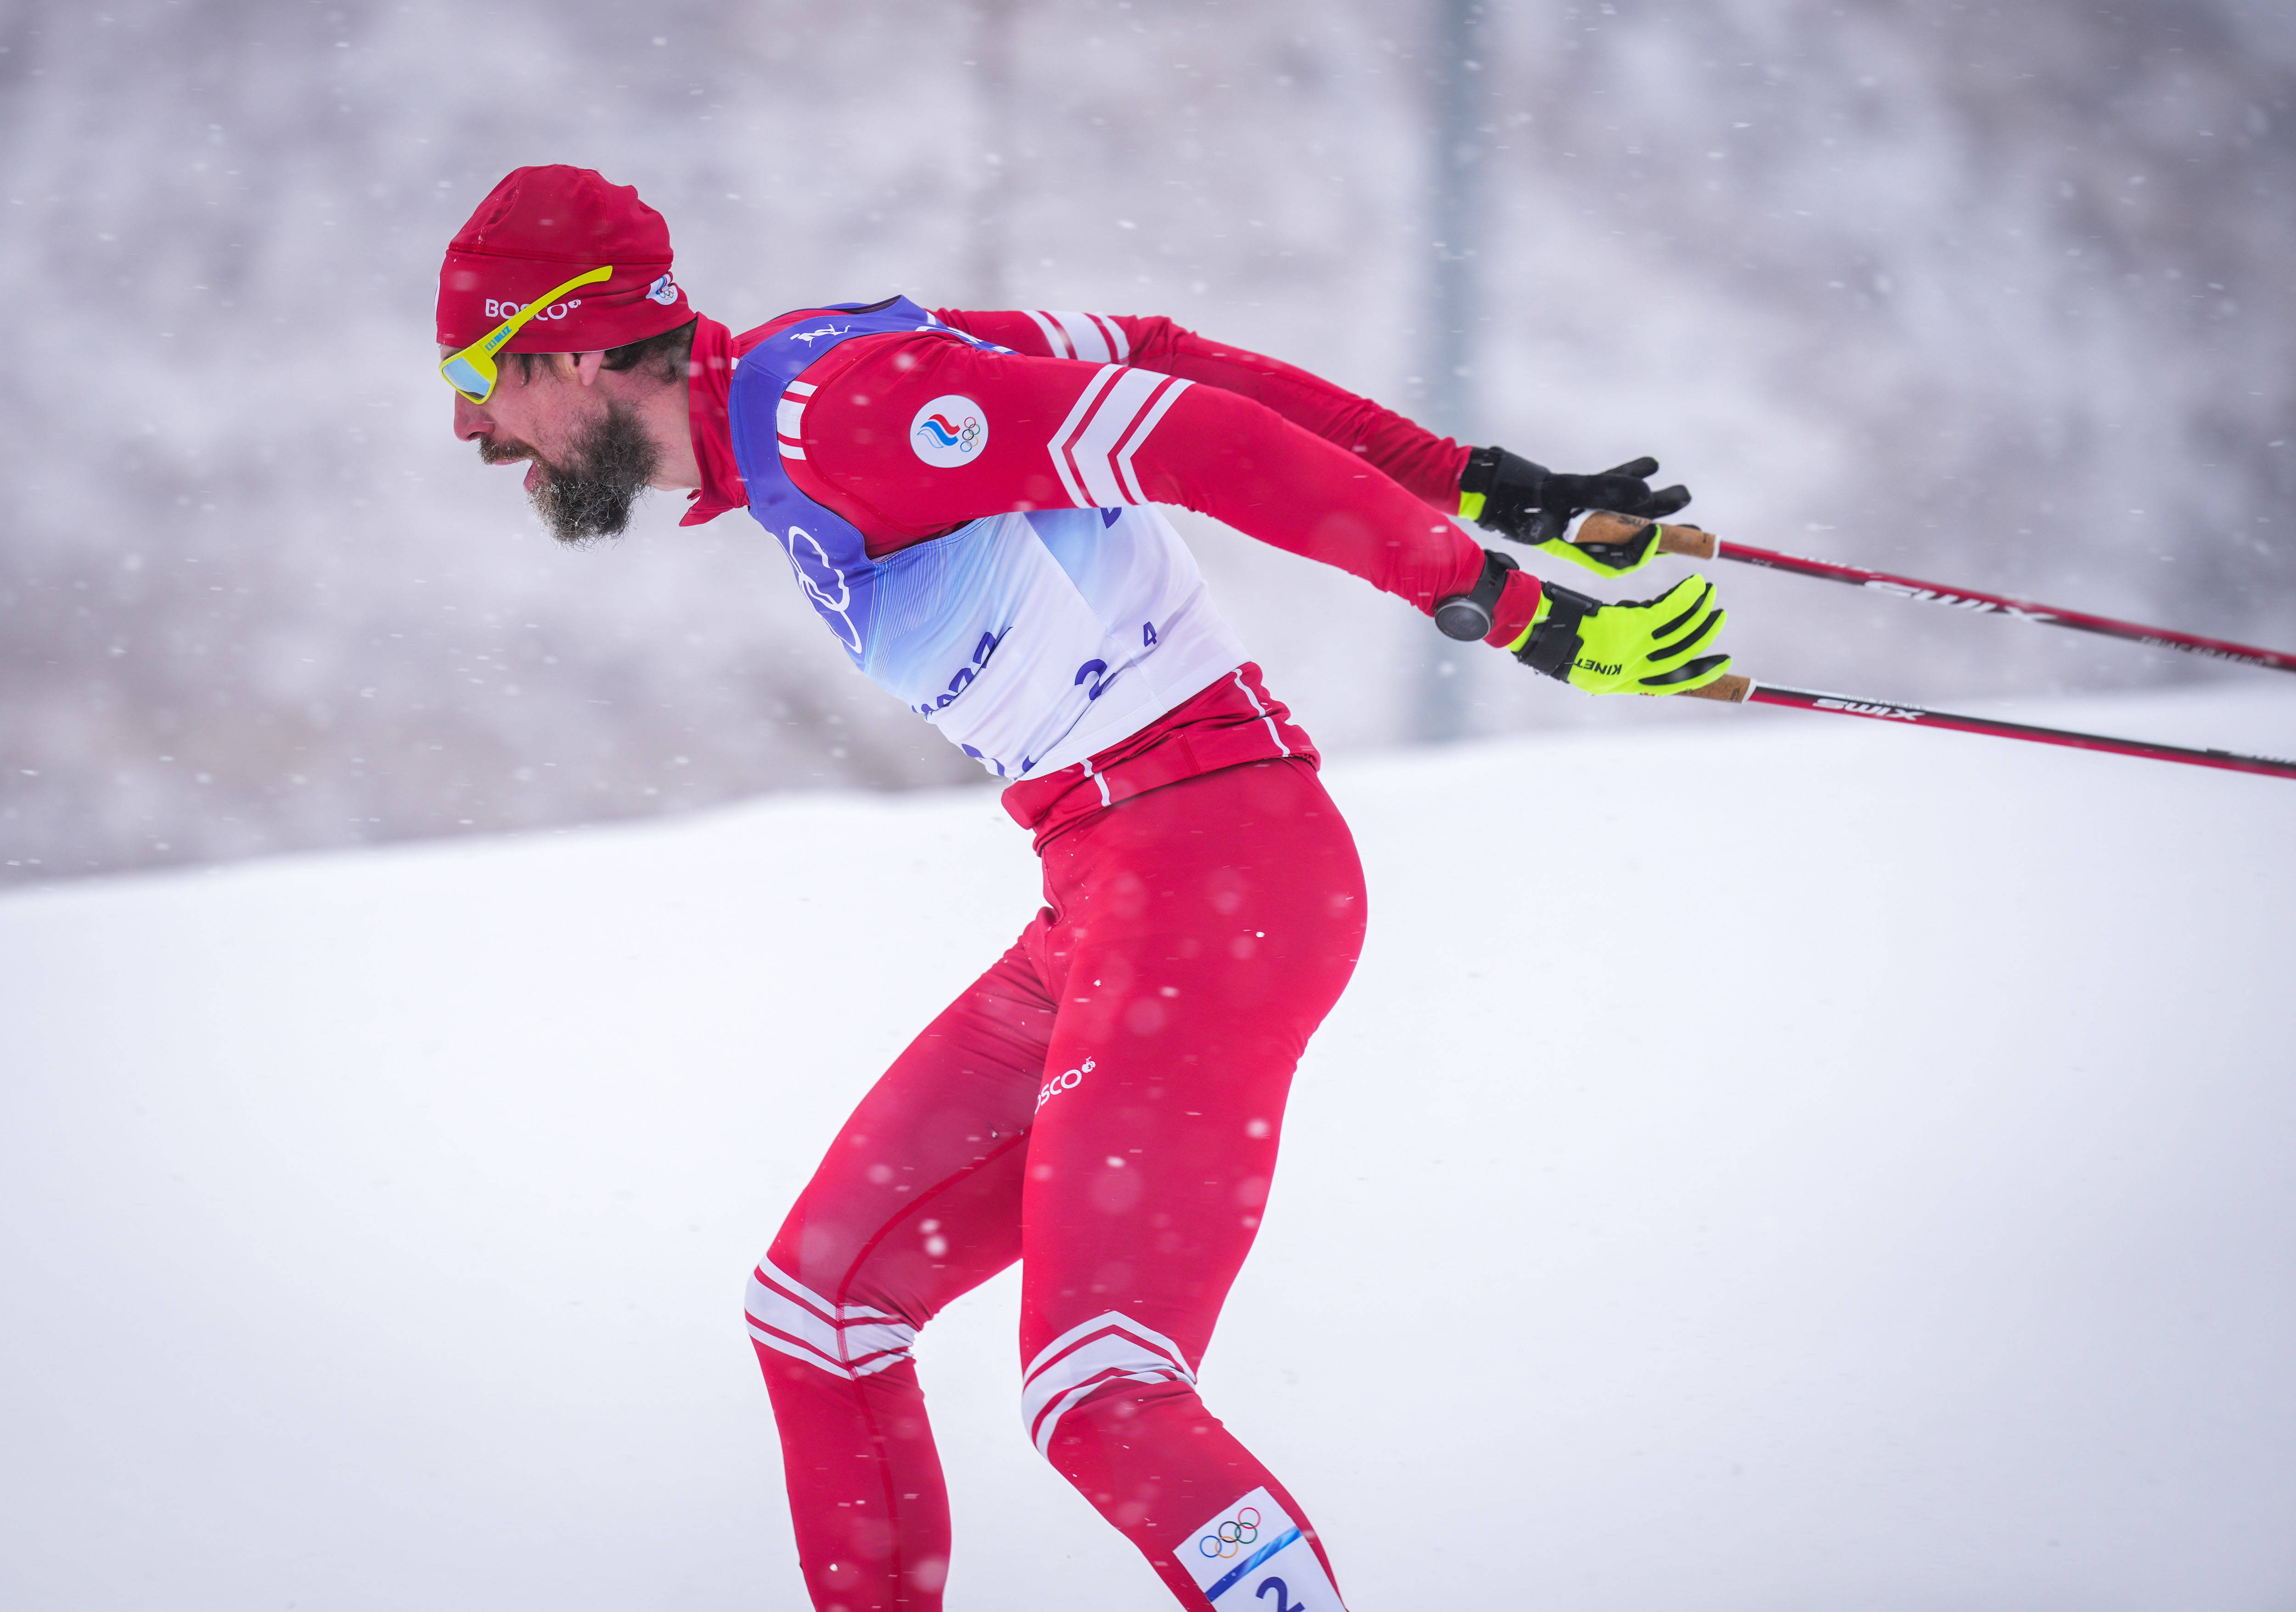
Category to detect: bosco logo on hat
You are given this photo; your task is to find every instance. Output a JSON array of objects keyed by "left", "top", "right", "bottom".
[{"left": 436, "top": 165, "right": 693, "bottom": 354}]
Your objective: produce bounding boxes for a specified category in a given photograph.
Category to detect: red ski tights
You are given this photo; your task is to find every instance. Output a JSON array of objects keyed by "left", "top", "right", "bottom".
[{"left": 748, "top": 757, "right": 1365, "bottom": 1611}]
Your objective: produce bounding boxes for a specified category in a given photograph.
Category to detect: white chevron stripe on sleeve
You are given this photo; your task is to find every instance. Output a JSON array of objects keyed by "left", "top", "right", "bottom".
[
  {"left": 1082, "top": 312, "right": 1130, "bottom": 362},
  {"left": 744, "top": 1261, "right": 916, "bottom": 1380},
  {"left": 1024, "top": 309, "right": 1072, "bottom": 359},
  {"left": 1046, "top": 364, "right": 1124, "bottom": 507},
  {"left": 1062, "top": 366, "right": 1169, "bottom": 507},
  {"left": 1021, "top": 1311, "right": 1195, "bottom": 1454},
  {"left": 1047, "top": 310, "right": 1114, "bottom": 363},
  {"left": 1111, "top": 376, "right": 1192, "bottom": 506}
]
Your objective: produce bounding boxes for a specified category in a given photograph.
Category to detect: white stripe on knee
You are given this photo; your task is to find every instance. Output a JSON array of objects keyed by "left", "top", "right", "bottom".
[
  {"left": 744, "top": 1258, "right": 916, "bottom": 1380},
  {"left": 1020, "top": 1310, "right": 1196, "bottom": 1456}
]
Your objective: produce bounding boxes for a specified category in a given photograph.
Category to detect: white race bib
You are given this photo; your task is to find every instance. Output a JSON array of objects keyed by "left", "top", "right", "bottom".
[{"left": 1181, "top": 1487, "right": 1348, "bottom": 1612}]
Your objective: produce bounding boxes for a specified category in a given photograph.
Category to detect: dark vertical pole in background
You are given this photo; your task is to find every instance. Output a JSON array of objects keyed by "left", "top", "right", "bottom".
[
  {"left": 1418, "top": 0, "right": 1485, "bottom": 743},
  {"left": 968, "top": 0, "right": 1015, "bottom": 307}
]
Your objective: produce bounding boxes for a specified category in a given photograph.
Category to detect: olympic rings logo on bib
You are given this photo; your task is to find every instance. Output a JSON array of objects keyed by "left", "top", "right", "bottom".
[
  {"left": 911, "top": 394, "right": 988, "bottom": 467},
  {"left": 1197, "top": 1505, "right": 1260, "bottom": 1559}
]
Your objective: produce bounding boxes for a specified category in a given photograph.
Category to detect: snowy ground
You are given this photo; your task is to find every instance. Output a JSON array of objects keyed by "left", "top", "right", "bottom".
[{"left": 4, "top": 684, "right": 2293, "bottom": 1612}]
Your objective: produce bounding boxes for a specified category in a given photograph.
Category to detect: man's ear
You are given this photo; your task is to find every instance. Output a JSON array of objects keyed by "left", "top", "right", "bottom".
[{"left": 574, "top": 351, "right": 607, "bottom": 386}]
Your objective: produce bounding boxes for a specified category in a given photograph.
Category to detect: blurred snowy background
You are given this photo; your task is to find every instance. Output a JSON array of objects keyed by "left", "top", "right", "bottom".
[
  {"left": 4, "top": 0, "right": 2296, "bottom": 884},
  {"left": 5, "top": 690, "right": 2294, "bottom": 1612}
]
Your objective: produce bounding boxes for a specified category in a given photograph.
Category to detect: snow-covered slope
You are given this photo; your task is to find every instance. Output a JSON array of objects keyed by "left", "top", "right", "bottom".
[{"left": 4, "top": 688, "right": 2293, "bottom": 1612}]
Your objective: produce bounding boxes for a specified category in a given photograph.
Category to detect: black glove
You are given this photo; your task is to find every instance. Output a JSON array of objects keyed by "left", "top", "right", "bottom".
[{"left": 1459, "top": 446, "right": 1692, "bottom": 576}]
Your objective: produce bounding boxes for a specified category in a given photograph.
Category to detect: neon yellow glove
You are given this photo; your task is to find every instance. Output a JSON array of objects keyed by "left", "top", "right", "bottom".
[{"left": 1508, "top": 575, "right": 1732, "bottom": 695}]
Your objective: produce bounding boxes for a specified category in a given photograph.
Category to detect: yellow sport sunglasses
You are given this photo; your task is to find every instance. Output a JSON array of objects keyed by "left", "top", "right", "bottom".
[{"left": 438, "top": 263, "right": 614, "bottom": 403}]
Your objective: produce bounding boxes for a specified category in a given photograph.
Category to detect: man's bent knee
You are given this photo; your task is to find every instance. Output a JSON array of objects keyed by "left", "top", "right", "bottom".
[
  {"left": 745, "top": 1257, "right": 917, "bottom": 1380},
  {"left": 1019, "top": 1309, "right": 1196, "bottom": 1455}
]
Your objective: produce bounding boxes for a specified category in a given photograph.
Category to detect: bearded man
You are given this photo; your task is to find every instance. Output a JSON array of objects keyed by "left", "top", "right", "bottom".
[{"left": 436, "top": 164, "right": 1728, "bottom": 1612}]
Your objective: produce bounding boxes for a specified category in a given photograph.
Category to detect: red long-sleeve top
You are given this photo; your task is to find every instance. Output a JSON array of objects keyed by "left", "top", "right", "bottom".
[{"left": 680, "top": 307, "right": 1541, "bottom": 647}]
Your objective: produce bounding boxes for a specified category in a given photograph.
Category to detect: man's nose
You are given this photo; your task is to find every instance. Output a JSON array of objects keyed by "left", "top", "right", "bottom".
[{"left": 452, "top": 393, "right": 490, "bottom": 440}]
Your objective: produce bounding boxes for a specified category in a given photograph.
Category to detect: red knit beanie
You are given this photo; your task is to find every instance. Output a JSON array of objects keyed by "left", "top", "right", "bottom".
[{"left": 435, "top": 166, "right": 694, "bottom": 352}]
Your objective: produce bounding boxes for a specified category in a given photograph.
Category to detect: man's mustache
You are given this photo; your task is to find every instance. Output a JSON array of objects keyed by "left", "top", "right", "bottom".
[{"left": 476, "top": 436, "right": 538, "bottom": 467}]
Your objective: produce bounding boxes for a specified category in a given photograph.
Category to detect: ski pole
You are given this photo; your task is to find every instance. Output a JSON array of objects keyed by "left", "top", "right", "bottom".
[
  {"left": 1681, "top": 673, "right": 2296, "bottom": 781},
  {"left": 1576, "top": 512, "right": 2296, "bottom": 675}
]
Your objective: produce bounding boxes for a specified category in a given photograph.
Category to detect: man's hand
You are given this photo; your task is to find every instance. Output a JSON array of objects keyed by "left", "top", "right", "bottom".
[
  {"left": 1459, "top": 446, "right": 1691, "bottom": 578},
  {"left": 1507, "top": 574, "right": 1732, "bottom": 696}
]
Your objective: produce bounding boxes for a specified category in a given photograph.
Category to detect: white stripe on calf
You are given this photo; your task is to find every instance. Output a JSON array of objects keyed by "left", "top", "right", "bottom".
[
  {"left": 1024, "top": 1308, "right": 1192, "bottom": 1384},
  {"left": 1020, "top": 1311, "right": 1195, "bottom": 1455},
  {"left": 744, "top": 1261, "right": 916, "bottom": 1381},
  {"left": 755, "top": 1256, "right": 906, "bottom": 1325}
]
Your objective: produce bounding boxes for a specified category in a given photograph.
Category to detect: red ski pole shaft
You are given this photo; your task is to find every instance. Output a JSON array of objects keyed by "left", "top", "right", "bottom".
[
  {"left": 1576, "top": 512, "right": 2296, "bottom": 675},
  {"left": 1680, "top": 673, "right": 2296, "bottom": 781}
]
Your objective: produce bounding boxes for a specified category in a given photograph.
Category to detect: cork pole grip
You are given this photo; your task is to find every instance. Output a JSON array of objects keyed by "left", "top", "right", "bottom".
[
  {"left": 1680, "top": 673, "right": 1752, "bottom": 703},
  {"left": 1577, "top": 509, "right": 1720, "bottom": 561}
]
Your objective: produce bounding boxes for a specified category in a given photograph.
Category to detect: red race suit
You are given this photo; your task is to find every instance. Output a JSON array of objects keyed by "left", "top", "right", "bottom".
[{"left": 707, "top": 305, "right": 1528, "bottom": 1612}]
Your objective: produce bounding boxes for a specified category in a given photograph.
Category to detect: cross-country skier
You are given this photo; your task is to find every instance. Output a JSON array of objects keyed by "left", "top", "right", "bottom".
[{"left": 435, "top": 166, "right": 1730, "bottom": 1612}]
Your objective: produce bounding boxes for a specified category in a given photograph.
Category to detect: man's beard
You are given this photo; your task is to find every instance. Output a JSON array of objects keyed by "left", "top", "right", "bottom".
[{"left": 478, "top": 400, "right": 660, "bottom": 545}]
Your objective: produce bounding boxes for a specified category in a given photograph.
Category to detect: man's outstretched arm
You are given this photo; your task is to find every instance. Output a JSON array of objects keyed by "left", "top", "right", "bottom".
[
  {"left": 932, "top": 309, "right": 1474, "bottom": 512},
  {"left": 785, "top": 319, "right": 1730, "bottom": 691},
  {"left": 786, "top": 328, "right": 1545, "bottom": 650},
  {"left": 934, "top": 309, "right": 1698, "bottom": 580}
]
